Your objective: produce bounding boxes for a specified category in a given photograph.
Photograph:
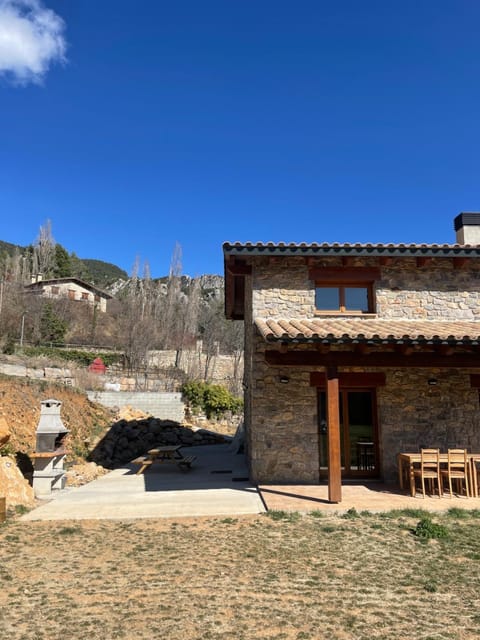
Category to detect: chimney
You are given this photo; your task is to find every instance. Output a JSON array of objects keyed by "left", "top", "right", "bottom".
[{"left": 454, "top": 212, "right": 480, "bottom": 245}]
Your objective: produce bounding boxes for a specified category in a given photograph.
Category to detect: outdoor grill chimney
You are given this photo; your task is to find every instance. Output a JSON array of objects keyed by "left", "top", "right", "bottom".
[
  {"left": 454, "top": 212, "right": 480, "bottom": 245},
  {"left": 32, "top": 399, "right": 69, "bottom": 497}
]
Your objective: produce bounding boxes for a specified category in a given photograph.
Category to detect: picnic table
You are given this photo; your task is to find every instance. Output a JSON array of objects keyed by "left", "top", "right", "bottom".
[{"left": 133, "top": 445, "right": 196, "bottom": 474}]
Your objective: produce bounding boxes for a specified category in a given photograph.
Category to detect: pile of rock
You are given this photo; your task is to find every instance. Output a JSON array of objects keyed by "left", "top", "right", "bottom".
[
  {"left": 65, "top": 461, "right": 109, "bottom": 487},
  {"left": 90, "top": 417, "right": 229, "bottom": 469}
]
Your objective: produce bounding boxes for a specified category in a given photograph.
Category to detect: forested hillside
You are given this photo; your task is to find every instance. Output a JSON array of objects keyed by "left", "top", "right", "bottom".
[{"left": 0, "top": 235, "right": 127, "bottom": 288}]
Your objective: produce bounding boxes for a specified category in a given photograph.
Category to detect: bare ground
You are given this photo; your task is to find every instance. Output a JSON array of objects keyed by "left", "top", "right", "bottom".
[{"left": 1, "top": 509, "right": 480, "bottom": 640}]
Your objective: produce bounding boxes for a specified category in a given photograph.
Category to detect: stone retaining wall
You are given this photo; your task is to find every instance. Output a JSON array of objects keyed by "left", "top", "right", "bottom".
[
  {"left": 90, "top": 418, "right": 229, "bottom": 468},
  {"left": 87, "top": 391, "right": 185, "bottom": 422}
]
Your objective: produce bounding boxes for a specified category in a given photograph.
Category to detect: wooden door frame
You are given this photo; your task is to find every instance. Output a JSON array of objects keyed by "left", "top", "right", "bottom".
[
  {"left": 317, "top": 387, "right": 380, "bottom": 477},
  {"left": 311, "top": 371, "right": 385, "bottom": 503}
]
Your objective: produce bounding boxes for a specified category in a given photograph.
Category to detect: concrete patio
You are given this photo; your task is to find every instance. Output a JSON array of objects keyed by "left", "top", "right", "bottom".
[
  {"left": 20, "top": 443, "right": 480, "bottom": 521},
  {"left": 21, "top": 444, "right": 266, "bottom": 521}
]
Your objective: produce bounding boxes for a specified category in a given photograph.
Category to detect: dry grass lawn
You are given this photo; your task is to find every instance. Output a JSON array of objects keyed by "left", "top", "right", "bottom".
[{"left": 1, "top": 508, "right": 480, "bottom": 640}]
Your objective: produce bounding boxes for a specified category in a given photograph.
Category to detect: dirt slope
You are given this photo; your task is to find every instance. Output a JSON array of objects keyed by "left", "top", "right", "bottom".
[{"left": 0, "top": 375, "right": 114, "bottom": 459}]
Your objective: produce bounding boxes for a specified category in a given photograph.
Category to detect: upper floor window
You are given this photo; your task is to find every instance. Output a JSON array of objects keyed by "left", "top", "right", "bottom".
[
  {"left": 81, "top": 292, "right": 89, "bottom": 300},
  {"left": 51, "top": 286, "right": 59, "bottom": 295},
  {"left": 315, "top": 285, "right": 371, "bottom": 312},
  {"left": 309, "top": 266, "right": 379, "bottom": 315}
]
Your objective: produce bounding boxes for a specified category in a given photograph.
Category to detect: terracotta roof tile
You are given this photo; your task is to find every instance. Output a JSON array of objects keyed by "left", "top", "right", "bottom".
[
  {"left": 254, "top": 318, "right": 480, "bottom": 344},
  {"left": 223, "top": 242, "right": 480, "bottom": 258}
]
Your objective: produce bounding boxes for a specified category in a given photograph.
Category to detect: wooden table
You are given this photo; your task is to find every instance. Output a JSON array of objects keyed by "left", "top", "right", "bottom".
[
  {"left": 398, "top": 452, "right": 480, "bottom": 497},
  {"left": 133, "top": 446, "right": 196, "bottom": 474}
]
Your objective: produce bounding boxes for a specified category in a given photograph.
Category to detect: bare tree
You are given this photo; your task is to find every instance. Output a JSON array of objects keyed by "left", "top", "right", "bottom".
[
  {"left": 33, "top": 219, "right": 56, "bottom": 278},
  {"left": 117, "top": 257, "right": 161, "bottom": 378},
  {"left": 160, "top": 243, "right": 183, "bottom": 349}
]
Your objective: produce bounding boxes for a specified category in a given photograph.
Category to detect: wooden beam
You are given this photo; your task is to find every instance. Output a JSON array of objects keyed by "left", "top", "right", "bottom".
[
  {"left": 470, "top": 374, "right": 480, "bottom": 387},
  {"left": 436, "top": 344, "right": 455, "bottom": 356},
  {"left": 310, "top": 372, "right": 386, "bottom": 387},
  {"left": 379, "top": 257, "right": 394, "bottom": 266},
  {"left": 453, "top": 257, "right": 468, "bottom": 269},
  {"left": 416, "top": 257, "right": 432, "bottom": 268},
  {"left": 226, "top": 262, "right": 252, "bottom": 275},
  {"left": 265, "top": 349, "right": 480, "bottom": 368},
  {"left": 308, "top": 267, "right": 381, "bottom": 282},
  {"left": 355, "top": 343, "right": 371, "bottom": 355},
  {"left": 224, "top": 271, "right": 235, "bottom": 319},
  {"left": 395, "top": 344, "right": 414, "bottom": 356},
  {"left": 326, "top": 367, "right": 342, "bottom": 503}
]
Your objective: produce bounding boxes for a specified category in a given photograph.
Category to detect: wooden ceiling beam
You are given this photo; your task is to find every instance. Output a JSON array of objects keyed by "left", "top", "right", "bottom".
[
  {"left": 226, "top": 262, "right": 252, "bottom": 275},
  {"left": 453, "top": 257, "right": 468, "bottom": 269},
  {"left": 416, "top": 257, "right": 432, "bottom": 268},
  {"left": 355, "top": 343, "right": 371, "bottom": 355},
  {"left": 395, "top": 344, "right": 414, "bottom": 356},
  {"left": 265, "top": 350, "right": 480, "bottom": 368}
]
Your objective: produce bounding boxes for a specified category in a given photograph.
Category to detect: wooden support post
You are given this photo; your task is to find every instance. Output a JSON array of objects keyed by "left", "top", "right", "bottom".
[{"left": 326, "top": 367, "right": 342, "bottom": 503}]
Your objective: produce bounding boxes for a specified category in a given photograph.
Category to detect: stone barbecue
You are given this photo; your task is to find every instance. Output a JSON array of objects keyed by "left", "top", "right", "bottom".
[{"left": 32, "top": 399, "right": 69, "bottom": 498}]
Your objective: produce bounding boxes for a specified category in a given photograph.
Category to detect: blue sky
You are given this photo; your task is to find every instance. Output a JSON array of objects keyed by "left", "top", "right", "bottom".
[{"left": 1, "top": 1, "right": 480, "bottom": 277}]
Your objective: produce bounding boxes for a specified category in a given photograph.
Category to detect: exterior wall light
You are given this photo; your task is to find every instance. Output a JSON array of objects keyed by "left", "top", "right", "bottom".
[
  {"left": 428, "top": 378, "right": 438, "bottom": 386},
  {"left": 279, "top": 375, "right": 290, "bottom": 384}
]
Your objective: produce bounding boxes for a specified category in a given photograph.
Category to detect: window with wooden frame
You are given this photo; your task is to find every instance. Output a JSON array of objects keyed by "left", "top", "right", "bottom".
[
  {"left": 81, "top": 292, "right": 89, "bottom": 300},
  {"left": 309, "top": 267, "right": 379, "bottom": 315}
]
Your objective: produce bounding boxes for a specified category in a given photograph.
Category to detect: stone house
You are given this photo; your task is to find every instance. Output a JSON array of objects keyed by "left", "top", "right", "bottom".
[
  {"left": 223, "top": 212, "right": 480, "bottom": 502},
  {"left": 25, "top": 276, "right": 112, "bottom": 312}
]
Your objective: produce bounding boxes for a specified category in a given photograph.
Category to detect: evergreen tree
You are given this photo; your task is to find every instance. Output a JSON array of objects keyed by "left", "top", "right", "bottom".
[
  {"left": 40, "top": 302, "right": 67, "bottom": 345},
  {"left": 53, "top": 244, "right": 72, "bottom": 278}
]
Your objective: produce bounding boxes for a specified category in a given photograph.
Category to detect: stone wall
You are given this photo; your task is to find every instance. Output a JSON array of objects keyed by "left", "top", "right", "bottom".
[
  {"left": 244, "top": 254, "right": 480, "bottom": 484},
  {"left": 247, "top": 327, "right": 480, "bottom": 484},
  {"left": 377, "top": 261, "right": 480, "bottom": 319},
  {"left": 87, "top": 391, "right": 185, "bottom": 422},
  {"left": 91, "top": 419, "right": 230, "bottom": 469},
  {"left": 147, "top": 347, "right": 243, "bottom": 393},
  {"left": 250, "top": 256, "right": 480, "bottom": 320},
  {"left": 248, "top": 335, "right": 319, "bottom": 483},
  {"left": 378, "top": 368, "right": 480, "bottom": 482},
  {"left": 252, "top": 258, "right": 314, "bottom": 318}
]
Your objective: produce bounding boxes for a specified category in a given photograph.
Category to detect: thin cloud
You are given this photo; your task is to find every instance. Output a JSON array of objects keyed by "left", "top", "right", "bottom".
[{"left": 0, "top": 0, "right": 67, "bottom": 85}]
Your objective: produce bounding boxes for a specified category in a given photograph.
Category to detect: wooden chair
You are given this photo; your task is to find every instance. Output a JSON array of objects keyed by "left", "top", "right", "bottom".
[
  {"left": 441, "top": 449, "right": 470, "bottom": 498},
  {"left": 413, "top": 449, "right": 442, "bottom": 498}
]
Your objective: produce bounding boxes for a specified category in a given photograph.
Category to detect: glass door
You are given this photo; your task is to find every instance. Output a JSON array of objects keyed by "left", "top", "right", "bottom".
[{"left": 318, "top": 389, "right": 379, "bottom": 477}]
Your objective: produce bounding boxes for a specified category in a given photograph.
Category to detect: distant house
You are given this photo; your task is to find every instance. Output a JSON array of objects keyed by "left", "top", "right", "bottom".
[
  {"left": 223, "top": 212, "right": 480, "bottom": 503},
  {"left": 25, "top": 276, "right": 112, "bottom": 312}
]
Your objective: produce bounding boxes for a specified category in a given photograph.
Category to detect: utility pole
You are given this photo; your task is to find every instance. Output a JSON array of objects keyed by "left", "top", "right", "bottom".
[{"left": 20, "top": 312, "right": 26, "bottom": 347}]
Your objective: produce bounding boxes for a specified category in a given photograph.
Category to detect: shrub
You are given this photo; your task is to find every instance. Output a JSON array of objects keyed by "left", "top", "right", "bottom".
[
  {"left": 413, "top": 516, "right": 449, "bottom": 540},
  {"left": 181, "top": 381, "right": 243, "bottom": 419},
  {"left": 0, "top": 442, "right": 15, "bottom": 457}
]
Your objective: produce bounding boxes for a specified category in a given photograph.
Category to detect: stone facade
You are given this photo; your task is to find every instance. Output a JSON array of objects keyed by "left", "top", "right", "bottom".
[
  {"left": 251, "top": 257, "right": 480, "bottom": 320},
  {"left": 242, "top": 256, "right": 480, "bottom": 484}
]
